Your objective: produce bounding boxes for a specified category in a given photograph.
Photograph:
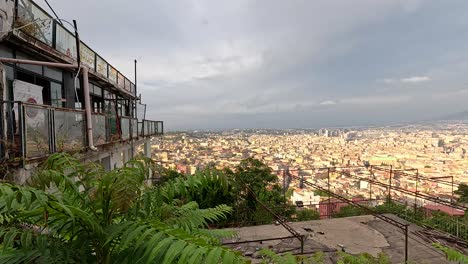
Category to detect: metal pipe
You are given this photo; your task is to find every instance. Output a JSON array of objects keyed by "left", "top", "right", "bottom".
[
  {"left": 81, "top": 67, "right": 97, "bottom": 151},
  {"left": 73, "top": 20, "right": 81, "bottom": 107},
  {"left": 0, "top": 58, "right": 78, "bottom": 68},
  {"left": 0, "top": 57, "right": 97, "bottom": 151},
  {"left": 134, "top": 59, "right": 137, "bottom": 97}
]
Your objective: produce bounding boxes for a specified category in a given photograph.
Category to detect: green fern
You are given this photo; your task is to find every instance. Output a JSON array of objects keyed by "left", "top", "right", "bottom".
[{"left": 0, "top": 153, "right": 245, "bottom": 263}]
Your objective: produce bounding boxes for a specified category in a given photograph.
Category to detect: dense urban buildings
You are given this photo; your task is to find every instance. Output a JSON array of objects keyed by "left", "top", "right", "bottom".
[{"left": 150, "top": 121, "right": 468, "bottom": 204}]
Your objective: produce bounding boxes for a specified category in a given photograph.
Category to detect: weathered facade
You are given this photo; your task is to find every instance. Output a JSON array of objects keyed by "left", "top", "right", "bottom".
[{"left": 0, "top": 0, "right": 163, "bottom": 182}]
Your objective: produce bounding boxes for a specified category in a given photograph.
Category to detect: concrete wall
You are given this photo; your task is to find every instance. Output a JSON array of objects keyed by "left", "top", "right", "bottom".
[
  {"left": 0, "top": 0, "right": 14, "bottom": 41},
  {"left": 12, "top": 138, "right": 153, "bottom": 183}
]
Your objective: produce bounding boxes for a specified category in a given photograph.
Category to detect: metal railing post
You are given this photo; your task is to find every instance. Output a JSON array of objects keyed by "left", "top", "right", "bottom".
[
  {"left": 300, "top": 171, "right": 304, "bottom": 189},
  {"left": 451, "top": 176, "right": 454, "bottom": 205},
  {"left": 388, "top": 165, "right": 393, "bottom": 202},
  {"left": 369, "top": 166, "right": 373, "bottom": 202},
  {"left": 0, "top": 102, "right": 4, "bottom": 159},
  {"left": 49, "top": 108, "right": 55, "bottom": 153},
  {"left": 51, "top": 20, "right": 57, "bottom": 49},
  {"left": 327, "top": 168, "right": 331, "bottom": 219},
  {"left": 405, "top": 224, "right": 409, "bottom": 263},
  {"left": 19, "top": 102, "right": 25, "bottom": 167},
  {"left": 414, "top": 169, "right": 419, "bottom": 215}
]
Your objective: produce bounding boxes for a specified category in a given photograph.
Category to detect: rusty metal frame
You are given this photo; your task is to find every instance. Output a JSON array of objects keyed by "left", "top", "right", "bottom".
[
  {"left": 281, "top": 166, "right": 466, "bottom": 211},
  {"left": 365, "top": 167, "right": 466, "bottom": 210},
  {"left": 289, "top": 173, "right": 410, "bottom": 262},
  {"left": 237, "top": 175, "right": 305, "bottom": 254}
]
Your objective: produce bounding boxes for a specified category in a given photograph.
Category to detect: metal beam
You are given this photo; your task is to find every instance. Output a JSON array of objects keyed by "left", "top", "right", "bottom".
[
  {"left": 290, "top": 174, "right": 409, "bottom": 230},
  {"left": 360, "top": 169, "right": 466, "bottom": 210}
]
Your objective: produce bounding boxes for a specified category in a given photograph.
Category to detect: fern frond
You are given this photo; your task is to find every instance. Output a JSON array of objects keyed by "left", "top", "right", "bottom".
[
  {"left": 0, "top": 154, "right": 245, "bottom": 263},
  {"left": 108, "top": 167, "right": 145, "bottom": 213},
  {"left": 165, "top": 204, "right": 232, "bottom": 231},
  {"left": 106, "top": 220, "right": 245, "bottom": 264},
  {"left": 194, "top": 229, "right": 237, "bottom": 240},
  {"left": 0, "top": 225, "right": 91, "bottom": 263}
]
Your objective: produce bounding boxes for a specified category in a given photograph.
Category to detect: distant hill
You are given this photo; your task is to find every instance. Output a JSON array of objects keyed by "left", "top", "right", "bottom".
[{"left": 439, "top": 110, "right": 468, "bottom": 120}]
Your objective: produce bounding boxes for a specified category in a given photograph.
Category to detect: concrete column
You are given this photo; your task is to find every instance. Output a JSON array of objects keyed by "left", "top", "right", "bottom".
[
  {"left": 144, "top": 139, "right": 152, "bottom": 159},
  {"left": 128, "top": 148, "right": 133, "bottom": 161},
  {"left": 122, "top": 147, "right": 129, "bottom": 164},
  {"left": 112, "top": 151, "right": 124, "bottom": 169},
  {"left": 101, "top": 156, "right": 111, "bottom": 171}
]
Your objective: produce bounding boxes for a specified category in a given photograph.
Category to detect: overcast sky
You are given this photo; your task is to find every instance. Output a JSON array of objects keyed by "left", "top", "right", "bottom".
[{"left": 41, "top": 0, "right": 468, "bottom": 130}]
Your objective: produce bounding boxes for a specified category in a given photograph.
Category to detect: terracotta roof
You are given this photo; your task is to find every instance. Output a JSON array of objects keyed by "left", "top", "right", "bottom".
[{"left": 424, "top": 205, "right": 464, "bottom": 216}]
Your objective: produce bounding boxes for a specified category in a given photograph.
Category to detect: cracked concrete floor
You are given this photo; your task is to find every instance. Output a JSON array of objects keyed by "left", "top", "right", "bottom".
[{"left": 223, "top": 215, "right": 450, "bottom": 264}]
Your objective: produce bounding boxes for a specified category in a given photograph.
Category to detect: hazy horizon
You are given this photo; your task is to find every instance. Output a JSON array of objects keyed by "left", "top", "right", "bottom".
[{"left": 164, "top": 118, "right": 468, "bottom": 133}]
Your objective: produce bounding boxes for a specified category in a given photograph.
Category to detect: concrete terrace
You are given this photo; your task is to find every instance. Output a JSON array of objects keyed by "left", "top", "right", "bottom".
[{"left": 223, "top": 215, "right": 449, "bottom": 264}]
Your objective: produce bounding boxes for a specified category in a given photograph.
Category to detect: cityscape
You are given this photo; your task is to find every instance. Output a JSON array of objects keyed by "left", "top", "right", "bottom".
[
  {"left": 149, "top": 120, "right": 468, "bottom": 201},
  {"left": 1, "top": 0, "right": 468, "bottom": 263}
]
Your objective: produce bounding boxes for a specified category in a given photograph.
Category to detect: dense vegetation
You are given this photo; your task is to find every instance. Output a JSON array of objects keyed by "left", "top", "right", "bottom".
[
  {"left": 154, "top": 158, "right": 296, "bottom": 226},
  {"left": 455, "top": 183, "right": 468, "bottom": 203},
  {"left": 0, "top": 155, "right": 299, "bottom": 263},
  {"left": 295, "top": 208, "right": 320, "bottom": 221},
  {"left": 332, "top": 205, "right": 367, "bottom": 218},
  {"left": 0, "top": 154, "right": 465, "bottom": 263},
  {"left": 0, "top": 153, "right": 244, "bottom": 263},
  {"left": 373, "top": 201, "right": 468, "bottom": 241}
]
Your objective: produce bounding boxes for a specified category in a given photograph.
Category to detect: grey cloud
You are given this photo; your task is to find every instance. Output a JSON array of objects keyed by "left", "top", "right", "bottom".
[
  {"left": 380, "top": 76, "right": 431, "bottom": 84},
  {"left": 40, "top": 0, "right": 468, "bottom": 130},
  {"left": 401, "top": 76, "right": 431, "bottom": 83}
]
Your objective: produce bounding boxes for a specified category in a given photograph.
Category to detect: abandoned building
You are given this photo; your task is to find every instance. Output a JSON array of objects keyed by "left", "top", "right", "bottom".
[{"left": 0, "top": 0, "right": 163, "bottom": 181}]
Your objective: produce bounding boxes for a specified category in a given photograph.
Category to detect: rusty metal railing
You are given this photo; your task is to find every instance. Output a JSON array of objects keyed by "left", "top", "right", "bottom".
[{"left": 1, "top": 100, "right": 162, "bottom": 165}]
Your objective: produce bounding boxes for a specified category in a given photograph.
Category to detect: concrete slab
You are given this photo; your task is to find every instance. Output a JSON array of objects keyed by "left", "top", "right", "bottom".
[{"left": 222, "top": 214, "right": 450, "bottom": 264}]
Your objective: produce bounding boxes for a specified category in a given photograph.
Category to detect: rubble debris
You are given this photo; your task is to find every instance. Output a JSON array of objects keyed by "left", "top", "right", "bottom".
[{"left": 413, "top": 229, "right": 468, "bottom": 254}]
